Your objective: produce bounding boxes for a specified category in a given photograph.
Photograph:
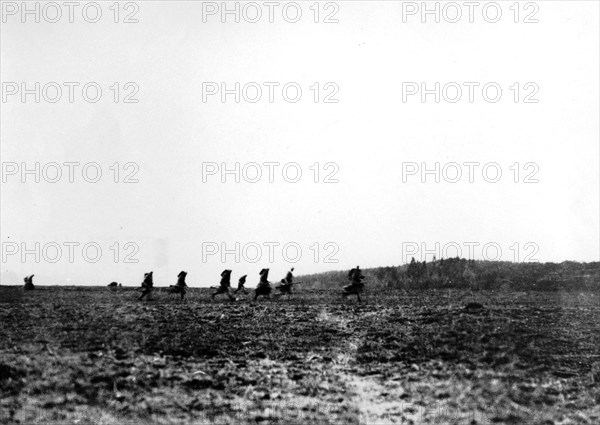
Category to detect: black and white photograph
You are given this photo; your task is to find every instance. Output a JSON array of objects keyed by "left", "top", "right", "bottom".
[{"left": 1, "top": 1, "right": 599, "bottom": 423}]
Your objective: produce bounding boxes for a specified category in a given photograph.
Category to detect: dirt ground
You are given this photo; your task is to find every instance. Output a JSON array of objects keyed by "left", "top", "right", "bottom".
[{"left": 1, "top": 286, "right": 598, "bottom": 424}]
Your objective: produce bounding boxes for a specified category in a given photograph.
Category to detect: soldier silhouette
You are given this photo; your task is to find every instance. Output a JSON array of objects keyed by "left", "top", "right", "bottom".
[
  {"left": 23, "top": 275, "right": 35, "bottom": 290},
  {"left": 254, "top": 268, "right": 272, "bottom": 300},
  {"left": 212, "top": 269, "right": 236, "bottom": 301},
  {"left": 343, "top": 266, "right": 365, "bottom": 301},
  {"left": 276, "top": 267, "right": 295, "bottom": 295},
  {"left": 234, "top": 275, "right": 248, "bottom": 294},
  {"left": 169, "top": 271, "right": 188, "bottom": 300},
  {"left": 138, "top": 272, "right": 154, "bottom": 300}
]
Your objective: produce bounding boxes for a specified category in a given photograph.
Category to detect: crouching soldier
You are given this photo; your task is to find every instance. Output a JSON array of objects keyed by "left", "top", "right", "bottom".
[
  {"left": 169, "top": 271, "right": 188, "bottom": 300},
  {"left": 138, "top": 271, "right": 154, "bottom": 300},
  {"left": 276, "top": 267, "right": 297, "bottom": 295},
  {"left": 23, "top": 275, "right": 35, "bottom": 290},
  {"left": 234, "top": 275, "right": 248, "bottom": 295},
  {"left": 107, "top": 281, "right": 121, "bottom": 292},
  {"left": 254, "top": 268, "right": 272, "bottom": 300},
  {"left": 342, "top": 266, "right": 365, "bottom": 302},
  {"left": 212, "top": 269, "right": 236, "bottom": 301}
]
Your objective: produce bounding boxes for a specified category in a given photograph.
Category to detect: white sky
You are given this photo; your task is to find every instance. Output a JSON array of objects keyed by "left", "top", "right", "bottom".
[{"left": 1, "top": 1, "right": 598, "bottom": 286}]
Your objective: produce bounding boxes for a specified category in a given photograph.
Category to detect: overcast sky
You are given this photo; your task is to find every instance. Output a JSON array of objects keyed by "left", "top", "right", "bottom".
[{"left": 1, "top": 1, "right": 598, "bottom": 286}]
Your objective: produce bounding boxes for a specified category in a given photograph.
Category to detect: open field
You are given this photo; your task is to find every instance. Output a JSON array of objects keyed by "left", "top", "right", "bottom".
[{"left": 1, "top": 286, "right": 599, "bottom": 424}]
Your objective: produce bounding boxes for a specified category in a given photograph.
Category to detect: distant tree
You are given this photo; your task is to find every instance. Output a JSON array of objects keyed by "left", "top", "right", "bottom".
[{"left": 407, "top": 257, "right": 419, "bottom": 280}]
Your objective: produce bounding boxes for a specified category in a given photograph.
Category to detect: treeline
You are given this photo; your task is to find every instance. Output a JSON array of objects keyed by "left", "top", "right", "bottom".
[{"left": 300, "top": 259, "right": 600, "bottom": 291}]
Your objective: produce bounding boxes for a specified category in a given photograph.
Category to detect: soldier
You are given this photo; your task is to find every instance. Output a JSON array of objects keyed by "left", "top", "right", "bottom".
[
  {"left": 276, "top": 267, "right": 296, "bottom": 295},
  {"left": 212, "top": 269, "right": 236, "bottom": 301},
  {"left": 234, "top": 274, "right": 248, "bottom": 294},
  {"left": 342, "top": 266, "right": 365, "bottom": 302},
  {"left": 138, "top": 271, "right": 154, "bottom": 300},
  {"left": 23, "top": 275, "right": 35, "bottom": 290},
  {"left": 169, "top": 271, "right": 188, "bottom": 300},
  {"left": 254, "top": 268, "right": 272, "bottom": 300}
]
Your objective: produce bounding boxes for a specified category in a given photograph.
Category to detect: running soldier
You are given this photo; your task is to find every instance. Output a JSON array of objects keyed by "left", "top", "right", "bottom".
[
  {"left": 342, "top": 266, "right": 365, "bottom": 302},
  {"left": 234, "top": 274, "right": 248, "bottom": 295},
  {"left": 169, "top": 271, "right": 188, "bottom": 300},
  {"left": 23, "top": 275, "right": 35, "bottom": 290},
  {"left": 138, "top": 271, "right": 154, "bottom": 300},
  {"left": 254, "top": 268, "right": 272, "bottom": 300},
  {"left": 212, "top": 269, "right": 236, "bottom": 301}
]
